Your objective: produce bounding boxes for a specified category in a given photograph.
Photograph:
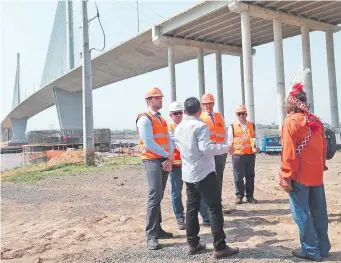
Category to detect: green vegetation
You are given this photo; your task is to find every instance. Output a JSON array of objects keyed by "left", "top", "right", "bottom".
[{"left": 1, "top": 156, "right": 141, "bottom": 183}]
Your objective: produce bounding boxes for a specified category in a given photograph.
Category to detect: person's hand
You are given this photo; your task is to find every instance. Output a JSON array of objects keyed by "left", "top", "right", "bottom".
[
  {"left": 161, "top": 160, "right": 172, "bottom": 172},
  {"left": 279, "top": 176, "right": 293, "bottom": 193},
  {"left": 167, "top": 153, "right": 174, "bottom": 163}
]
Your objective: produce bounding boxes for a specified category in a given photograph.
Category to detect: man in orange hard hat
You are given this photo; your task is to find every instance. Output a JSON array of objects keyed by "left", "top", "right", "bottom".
[
  {"left": 227, "top": 105, "right": 261, "bottom": 204},
  {"left": 136, "top": 87, "right": 174, "bottom": 250},
  {"left": 200, "top": 93, "right": 228, "bottom": 204}
]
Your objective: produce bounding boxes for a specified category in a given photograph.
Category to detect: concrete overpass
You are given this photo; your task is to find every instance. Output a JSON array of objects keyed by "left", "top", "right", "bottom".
[{"left": 2, "top": 0, "right": 341, "bottom": 142}]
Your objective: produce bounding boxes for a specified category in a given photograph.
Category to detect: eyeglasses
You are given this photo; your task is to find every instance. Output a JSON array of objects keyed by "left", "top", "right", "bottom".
[
  {"left": 237, "top": 112, "right": 246, "bottom": 116},
  {"left": 172, "top": 111, "right": 183, "bottom": 116}
]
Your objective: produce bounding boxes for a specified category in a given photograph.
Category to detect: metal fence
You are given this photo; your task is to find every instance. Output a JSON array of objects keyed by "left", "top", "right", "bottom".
[
  {"left": 21, "top": 142, "right": 141, "bottom": 167},
  {"left": 27, "top": 128, "right": 111, "bottom": 145}
]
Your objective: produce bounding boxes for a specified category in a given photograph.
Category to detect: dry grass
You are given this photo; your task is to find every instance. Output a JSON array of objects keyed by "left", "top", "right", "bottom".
[{"left": 1, "top": 155, "right": 140, "bottom": 183}]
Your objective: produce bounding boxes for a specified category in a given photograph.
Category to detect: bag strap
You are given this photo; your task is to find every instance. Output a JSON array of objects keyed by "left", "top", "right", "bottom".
[{"left": 296, "top": 127, "right": 312, "bottom": 156}]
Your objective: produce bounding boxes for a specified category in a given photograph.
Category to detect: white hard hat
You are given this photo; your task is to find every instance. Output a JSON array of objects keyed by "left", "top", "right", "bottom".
[{"left": 169, "top": 101, "right": 183, "bottom": 112}]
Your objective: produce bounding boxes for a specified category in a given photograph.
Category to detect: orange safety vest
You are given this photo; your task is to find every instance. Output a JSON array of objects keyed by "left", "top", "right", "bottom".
[
  {"left": 136, "top": 111, "right": 169, "bottom": 160},
  {"left": 200, "top": 112, "right": 226, "bottom": 144},
  {"left": 168, "top": 123, "right": 182, "bottom": 166},
  {"left": 232, "top": 121, "right": 255, "bottom": 155}
]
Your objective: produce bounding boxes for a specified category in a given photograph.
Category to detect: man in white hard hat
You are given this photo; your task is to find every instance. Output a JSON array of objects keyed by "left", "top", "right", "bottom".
[{"left": 168, "top": 101, "right": 210, "bottom": 230}]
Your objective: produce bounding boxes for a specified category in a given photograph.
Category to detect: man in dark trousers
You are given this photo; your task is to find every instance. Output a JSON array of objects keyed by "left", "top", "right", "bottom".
[
  {"left": 227, "top": 105, "right": 261, "bottom": 204},
  {"left": 136, "top": 87, "right": 174, "bottom": 250},
  {"left": 174, "top": 97, "right": 239, "bottom": 259},
  {"left": 200, "top": 93, "right": 228, "bottom": 203}
]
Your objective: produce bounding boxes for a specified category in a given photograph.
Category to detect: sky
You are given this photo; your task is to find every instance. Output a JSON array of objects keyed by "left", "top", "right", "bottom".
[{"left": 1, "top": 0, "right": 341, "bottom": 132}]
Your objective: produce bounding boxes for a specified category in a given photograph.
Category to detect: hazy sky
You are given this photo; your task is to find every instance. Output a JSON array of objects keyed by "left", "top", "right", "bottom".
[{"left": 1, "top": 0, "right": 341, "bottom": 131}]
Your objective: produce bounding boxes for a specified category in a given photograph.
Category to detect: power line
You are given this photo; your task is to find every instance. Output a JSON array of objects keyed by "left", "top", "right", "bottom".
[
  {"left": 89, "top": 1, "right": 106, "bottom": 53},
  {"left": 123, "top": 1, "right": 163, "bottom": 23},
  {"left": 137, "top": 0, "right": 140, "bottom": 33},
  {"left": 138, "top": 2, "right": 165, "bottom": 19}
]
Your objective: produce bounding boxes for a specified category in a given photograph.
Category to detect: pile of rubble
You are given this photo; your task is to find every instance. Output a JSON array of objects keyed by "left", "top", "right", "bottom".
[{"left": 47, "top": 149, "right": 84, "bottom": 166}]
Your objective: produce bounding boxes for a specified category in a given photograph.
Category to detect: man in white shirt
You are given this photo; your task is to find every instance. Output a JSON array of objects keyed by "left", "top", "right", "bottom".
[
  {"left": 227, "top": 105, "right": 261, "bottom": 204},
  {"left": 168, "top": 102, "right": 210, "bottom": 230},
  {"left": 174, "top": 97, "right": 239, "bottom": 259}
]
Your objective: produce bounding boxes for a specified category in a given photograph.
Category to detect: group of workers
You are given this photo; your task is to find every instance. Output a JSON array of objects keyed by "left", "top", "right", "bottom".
[{"left": 136, "top": 82, "right": 330, "bottom": 260}]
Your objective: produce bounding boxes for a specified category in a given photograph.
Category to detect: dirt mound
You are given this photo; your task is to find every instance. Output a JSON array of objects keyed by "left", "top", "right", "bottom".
[
  {"left": 47, "top": 149, "right": 84, "bottom": 166},
  {"left": 1, "top": 153, "right": 341, "bottom": 262}
]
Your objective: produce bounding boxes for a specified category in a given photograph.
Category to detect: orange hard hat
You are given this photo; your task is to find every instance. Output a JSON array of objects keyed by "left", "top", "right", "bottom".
[
  {"left": 236, "top": 105, "right": 247, "bottom": 113},
  {"left": 201, "top": 93, "right": 215, "bottom": 103},
  {"left": 145, "top": 87, "right": 164, "bottom": 99}
]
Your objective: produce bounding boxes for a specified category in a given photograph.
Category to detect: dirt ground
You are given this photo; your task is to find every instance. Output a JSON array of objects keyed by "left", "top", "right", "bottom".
[{"left": 1, "top": 153, "right": 341, "bottom": 263}]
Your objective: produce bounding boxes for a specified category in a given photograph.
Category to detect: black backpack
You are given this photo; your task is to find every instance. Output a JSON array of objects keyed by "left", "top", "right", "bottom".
[{"left": 325, "top": 128, "right": 337, "bottom": 160}]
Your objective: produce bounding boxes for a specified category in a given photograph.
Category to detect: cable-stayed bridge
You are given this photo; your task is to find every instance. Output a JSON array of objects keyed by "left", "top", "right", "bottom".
[{"left": 2, "top": 0, "right": 341, "bottom": 143}]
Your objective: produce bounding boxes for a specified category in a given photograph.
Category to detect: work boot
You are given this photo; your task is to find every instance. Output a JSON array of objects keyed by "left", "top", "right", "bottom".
[
  {"left": 212, "top": 246, "right": 239, "bottom": 259},
  {"left": 235, "top": 196, "right": 243, "bottom": 204},
  {"left": 177, "top": 218, "right": 186, "bottom": 230},
  {"left": 292, "top": 249, "right": 322, "bottom": 262},
  {"left": 188, "top": 243, "right": 206, "bottom": 255},
  {"left": 223, "top": 204, "right": 236, "bottom": 214},
  {"left": 247, "top": 197, "right": 258, "bottom": 204},
  {"left": 158, "top": 228, "right": 174, "bottom": 239},
  {"left": 147, "top": 238, "right": 161, "bottom": 250}
]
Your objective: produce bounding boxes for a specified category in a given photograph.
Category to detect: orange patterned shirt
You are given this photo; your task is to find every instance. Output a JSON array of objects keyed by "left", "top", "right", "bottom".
[{"left": 280, "top": 112, "right": 326, "bottom": 186}]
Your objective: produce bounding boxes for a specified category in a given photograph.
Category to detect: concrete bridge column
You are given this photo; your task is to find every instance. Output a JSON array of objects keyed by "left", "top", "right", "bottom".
[
  {"left": 197, "top": 48, "right": 205, "bottom": 98},
  {"left": 326, "top": 31, "right": 339, "bottom": 128},
  {"left": 273, "top": 20, "right": 286, "bottom": 128},
  {"left": 239, "top": 55, "right": 245, "bottom": 105},
  {"left": 10, "top": 117, "right": 28, "bottom": 143},
  {"left": 168, "top": 45, "right": 176, "bottom": 102},
  {"left": 53, "top": 87, "right": 83, "bottom": 130},
  {"left": 215, "top": 51, "right": 224, "bottom": 119},
  {"left": 1, "top": 128, "right": 12, "bottom": 142},
  {"left": 301, "top": 25, "right": 314, "bottom": 112},
  {"left": 240, "top": 11, "right": 255, "bottom": 122}
]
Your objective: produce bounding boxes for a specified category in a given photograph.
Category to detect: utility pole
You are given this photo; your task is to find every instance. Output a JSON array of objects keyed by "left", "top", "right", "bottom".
[
  {"left": 81, "top": 0, "right": 95, "bottom": 165},
  {"left": 136, "top": 0, "right": 140, "bottom": 33},
  {"left": 66, "top": 0, "right": 74, "bottom": 70}
]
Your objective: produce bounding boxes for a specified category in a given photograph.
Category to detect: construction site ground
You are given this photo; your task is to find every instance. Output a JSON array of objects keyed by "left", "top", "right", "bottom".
[{"left": 1, "top": 153, "right": 341, "bottom": 263}]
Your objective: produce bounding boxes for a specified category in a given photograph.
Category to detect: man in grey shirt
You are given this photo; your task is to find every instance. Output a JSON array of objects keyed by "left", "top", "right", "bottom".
[{"left": 174, "top": 97, "right": 239, "bottom": 259}]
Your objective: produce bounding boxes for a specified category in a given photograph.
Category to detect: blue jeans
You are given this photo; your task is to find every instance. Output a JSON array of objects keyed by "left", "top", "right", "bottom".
[
  {"left": 170, "top": 166, "right": 209, "bottom": 221},
  {"left": 289, "top": 181, "right": 331, "bottom": 259}
]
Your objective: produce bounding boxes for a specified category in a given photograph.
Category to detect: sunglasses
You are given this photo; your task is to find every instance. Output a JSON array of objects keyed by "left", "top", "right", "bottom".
[
  {"left": 237, "top": 112, "right": 246, "bottom": 116},
  {"left": 172, "top": 111, "right": 183, "bottom": 116}
]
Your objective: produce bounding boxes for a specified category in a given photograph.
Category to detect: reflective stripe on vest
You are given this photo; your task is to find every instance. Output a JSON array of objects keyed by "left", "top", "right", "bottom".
[
  {"left": 232, "top": 121, "right": 255, "bottom": 155},
  {"left": 200, "top": 112, "right": 226, "bottom": 144},
  {"left": 136, "top": 111, "right": 169, "bottom": 160},
  {"left": 168, "top": 123, "right": 182, "bottom": 166}
]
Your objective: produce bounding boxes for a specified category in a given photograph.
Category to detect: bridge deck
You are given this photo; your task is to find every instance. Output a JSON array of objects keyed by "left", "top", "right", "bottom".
[{"left": 2, "top": 0, "right": 340, "bottom": 129}]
